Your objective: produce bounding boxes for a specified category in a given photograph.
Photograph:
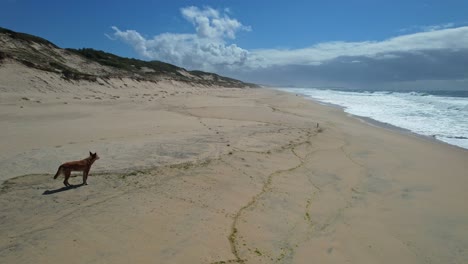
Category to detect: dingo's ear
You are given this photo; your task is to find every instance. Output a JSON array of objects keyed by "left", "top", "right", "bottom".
[{"left": 89, "top": 151, "right": 92, "bottom": 156}]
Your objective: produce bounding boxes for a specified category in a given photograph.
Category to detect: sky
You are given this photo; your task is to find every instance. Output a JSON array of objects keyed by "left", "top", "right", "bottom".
[{"left": 2, "top": 0, "right": 468, "bottom": 89}]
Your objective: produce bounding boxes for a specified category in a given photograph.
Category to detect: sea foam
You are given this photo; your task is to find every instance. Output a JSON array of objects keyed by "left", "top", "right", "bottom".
[{"left": 278, "top": 88, "right": 468, "bottom": 150}]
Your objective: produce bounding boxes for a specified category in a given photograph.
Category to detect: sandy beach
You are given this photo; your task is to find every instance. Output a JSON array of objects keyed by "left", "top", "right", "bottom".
[{"left": 1, "top": 61, "right": 468, "bottom": 264}]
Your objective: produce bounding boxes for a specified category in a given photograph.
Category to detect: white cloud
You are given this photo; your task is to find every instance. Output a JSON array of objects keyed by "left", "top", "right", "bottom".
[
  {"left": 248, "top": 26, "right": 468, "bottom": 68},
  {"left": 422, "top": 23, "right": 455, "bottom": 31},
  {"left": 110, "top": 6, "right": 250, "bottom": 71},
  {"left": 181, "top": 6, "right": 250, "bottom": 40}
]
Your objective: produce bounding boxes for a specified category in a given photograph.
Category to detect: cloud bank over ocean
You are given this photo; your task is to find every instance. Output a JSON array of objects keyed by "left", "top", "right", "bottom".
[{"left": 111, "top": 6, "right": 468, "bottom": 89}]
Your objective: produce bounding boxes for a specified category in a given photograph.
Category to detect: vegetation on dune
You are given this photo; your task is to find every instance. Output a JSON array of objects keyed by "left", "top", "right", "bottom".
[
  {"left": 0, "top": 27, "right": 58, "bottom": 48},
  {"left": 66, "top": 48, "right": 255, "bottom": 87},
  {"left": 0, "top": 27, "right": 258, "bottom": 87},
  {"left": 0, "top": 51, "right": 7, "bottom": 61},
  {"left": 66, "top": 48, "right": 182, "bottom": 75}
]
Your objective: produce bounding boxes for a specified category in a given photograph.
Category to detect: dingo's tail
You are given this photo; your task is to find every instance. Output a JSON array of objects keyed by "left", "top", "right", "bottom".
[{"left": 53, "top": 166, "right": 62, "bottom": 179}]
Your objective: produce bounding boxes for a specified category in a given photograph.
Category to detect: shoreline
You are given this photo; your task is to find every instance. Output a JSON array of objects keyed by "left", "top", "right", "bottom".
[
  {"left": 351, "top": 114, "right": 468, "bottom": 152},
  {"left": 273, "top": 87, "right": 468, "bottom": 152}
]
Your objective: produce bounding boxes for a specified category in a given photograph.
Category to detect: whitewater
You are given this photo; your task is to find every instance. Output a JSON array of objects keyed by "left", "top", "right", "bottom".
[{"left": 278, "top": 88, "right": 468, "bottom": 150}]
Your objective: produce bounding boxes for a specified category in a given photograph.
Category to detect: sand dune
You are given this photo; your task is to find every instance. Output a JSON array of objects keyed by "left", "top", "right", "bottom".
[{"left": 1, "top": 62, "right": 467, "bottom": 263}]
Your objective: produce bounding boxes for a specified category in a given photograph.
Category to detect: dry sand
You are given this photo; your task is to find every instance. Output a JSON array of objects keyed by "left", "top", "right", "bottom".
[{"left": 1, "top": 61, "right": 468, "bottom": 263}]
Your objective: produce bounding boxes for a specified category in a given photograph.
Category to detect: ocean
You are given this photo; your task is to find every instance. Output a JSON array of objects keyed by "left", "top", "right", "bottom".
[{"left": 277, "top": 87, "right": 468, "bottom": 150}]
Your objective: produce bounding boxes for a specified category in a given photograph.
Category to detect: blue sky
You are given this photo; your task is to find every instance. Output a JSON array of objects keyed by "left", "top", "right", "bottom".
[{"left": 2, "top": 0, "right": 468, "bottom": 88}]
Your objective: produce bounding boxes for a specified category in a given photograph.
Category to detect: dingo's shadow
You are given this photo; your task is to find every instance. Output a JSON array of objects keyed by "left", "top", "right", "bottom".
[{"left": 42, "top": 184, "right": 85, "bottom": 195}]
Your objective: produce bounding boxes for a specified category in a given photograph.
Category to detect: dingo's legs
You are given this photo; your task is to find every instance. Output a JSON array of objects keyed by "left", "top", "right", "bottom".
[
  {"left": 82, "top": 170, "right": 89, "bottom": 185},
  {"left": 63, "top": 170, "right": 71, "bottom": 187}
]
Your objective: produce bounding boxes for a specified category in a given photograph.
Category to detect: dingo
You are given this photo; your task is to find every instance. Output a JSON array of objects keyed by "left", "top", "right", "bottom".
[{"left": 54, "top": 152, "right": 100, "bottom": 186}]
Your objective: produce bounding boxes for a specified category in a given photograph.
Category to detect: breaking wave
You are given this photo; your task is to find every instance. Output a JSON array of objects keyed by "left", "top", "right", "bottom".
[{"left": 278, "top": 88, "right": 468, "bottom": 150}]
